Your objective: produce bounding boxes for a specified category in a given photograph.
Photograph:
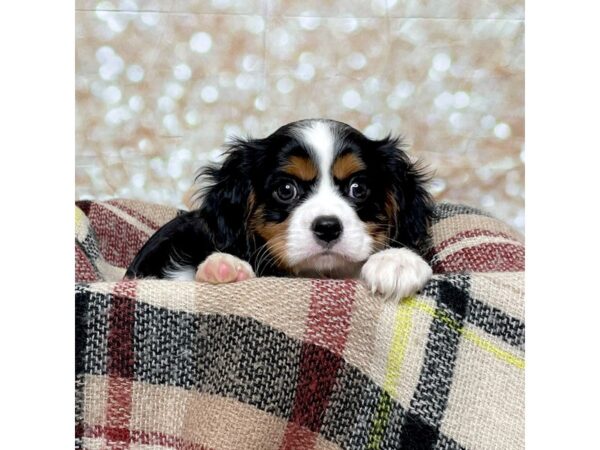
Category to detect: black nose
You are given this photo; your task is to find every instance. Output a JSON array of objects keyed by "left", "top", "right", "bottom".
[{"left": 311, "top": 215, "right": 343, "bottom": 244}]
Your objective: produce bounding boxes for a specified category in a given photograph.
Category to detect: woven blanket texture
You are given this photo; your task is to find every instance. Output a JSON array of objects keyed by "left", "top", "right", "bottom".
[{"left": 75, "top": 199, "right": 525, "bottom": 450}]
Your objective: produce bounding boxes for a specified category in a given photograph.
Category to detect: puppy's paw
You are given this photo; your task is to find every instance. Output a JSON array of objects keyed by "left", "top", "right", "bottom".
[
  {"left": 195, "top": 253, "right": 255, "bottom": 284},
  {"left": 361, "top": 248, "right": 432, "bottom": 301}
]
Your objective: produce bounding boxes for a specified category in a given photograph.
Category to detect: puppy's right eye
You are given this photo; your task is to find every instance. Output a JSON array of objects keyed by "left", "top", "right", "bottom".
[{"left": 274, "top": 181, "right": 298, "bottom": 203}]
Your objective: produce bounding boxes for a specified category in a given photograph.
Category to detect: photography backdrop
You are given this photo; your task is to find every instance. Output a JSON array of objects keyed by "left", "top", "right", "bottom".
[{"left": 76, "top": 0, "right": 524, "bottom": 231}]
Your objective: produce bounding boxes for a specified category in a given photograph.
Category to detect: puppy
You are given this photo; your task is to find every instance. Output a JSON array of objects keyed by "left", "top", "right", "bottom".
[{"left": 125, "top": 119, "right": 435, "bottom": 300}]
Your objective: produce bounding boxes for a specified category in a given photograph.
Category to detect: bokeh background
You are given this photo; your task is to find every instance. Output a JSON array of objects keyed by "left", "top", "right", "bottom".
[{"left": 75, "top": 0, "right": 524, "bottom": 231}]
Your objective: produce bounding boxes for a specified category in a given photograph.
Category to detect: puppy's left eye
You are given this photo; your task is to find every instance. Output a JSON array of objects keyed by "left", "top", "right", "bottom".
[
  {"left": 349, "top": 179, "right": 369, "bottom": 200},
  {"left": 274, "top": 181, "right": 299, "bottom": 203}
]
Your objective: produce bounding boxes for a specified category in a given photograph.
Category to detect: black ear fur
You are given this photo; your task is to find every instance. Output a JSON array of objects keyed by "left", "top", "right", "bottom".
[
  {"left": 374, "top": 136, "right": 435, "bottom": 251},
  {"left": 193, "top": 138, "right": 259, "bottom": 256}
]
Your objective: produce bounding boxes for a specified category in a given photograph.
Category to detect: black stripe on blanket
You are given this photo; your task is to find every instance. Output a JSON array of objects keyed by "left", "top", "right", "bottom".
[
  {"left": 402, "top": 275, "right": 470, "bottom": 449},
  {"left": 466, "top": 297, "right": 525, "bottom": 349}
]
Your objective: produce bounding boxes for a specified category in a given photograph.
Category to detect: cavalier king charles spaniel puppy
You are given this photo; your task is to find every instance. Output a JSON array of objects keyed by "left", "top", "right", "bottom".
[{"left": 126, "top": 118, "right": 435, "bottom": 300}]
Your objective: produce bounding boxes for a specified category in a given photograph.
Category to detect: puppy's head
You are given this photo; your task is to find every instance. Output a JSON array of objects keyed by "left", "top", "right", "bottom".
[{"left": 197, "top": 119, "right": 434, "bottom": 276}]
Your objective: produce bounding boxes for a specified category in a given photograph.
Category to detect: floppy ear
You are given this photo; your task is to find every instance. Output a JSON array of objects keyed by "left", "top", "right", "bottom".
[
  {"left": 194, "top": 138, "right": 258, "bottom": 254},
  {"left": 375, "top": 136, "right": 435, "bottom": 251}
]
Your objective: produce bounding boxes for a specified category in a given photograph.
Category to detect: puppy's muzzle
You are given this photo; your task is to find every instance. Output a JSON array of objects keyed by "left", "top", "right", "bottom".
[{"left": 311, "top": 215, "right": 343, "bottom": 246}]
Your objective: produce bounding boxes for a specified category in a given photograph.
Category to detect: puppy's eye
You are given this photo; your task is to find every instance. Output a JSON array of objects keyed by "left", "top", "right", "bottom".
[
  {"left": 274, "top": 181, "right": 298, "bottom": 203},
  {"left": 349, "top": 179, "right": 369, "bottom": 201}
]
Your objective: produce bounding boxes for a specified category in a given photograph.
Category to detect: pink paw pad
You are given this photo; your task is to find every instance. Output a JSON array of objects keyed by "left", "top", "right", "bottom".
[{"left": 195, "top": 253, "right": 255, "bottom": 284}]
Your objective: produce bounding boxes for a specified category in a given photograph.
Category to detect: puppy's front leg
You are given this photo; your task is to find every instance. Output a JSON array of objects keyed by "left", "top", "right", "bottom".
[
  {"left": 361, "top": 248, "right": 432, "bottom": 300},
  {"left": 196, "top": 252, "right": 256, "bottom": 284}
]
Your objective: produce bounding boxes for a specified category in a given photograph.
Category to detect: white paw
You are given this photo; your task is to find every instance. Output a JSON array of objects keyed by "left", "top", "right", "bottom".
[
  {"left": 195, "top": 253, "right": 256, "bottom": 284},
  {"left": 361, "top": 248, "right": 432, "bottom": 300}
]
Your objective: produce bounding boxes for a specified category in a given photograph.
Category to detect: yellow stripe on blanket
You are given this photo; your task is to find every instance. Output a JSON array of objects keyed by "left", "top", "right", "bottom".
[
  {"left": 408, "top": 298, "right": 525, "bottom": 370},
  {"left": 368, "top": 299, "right": 414, "bottom": 449}
]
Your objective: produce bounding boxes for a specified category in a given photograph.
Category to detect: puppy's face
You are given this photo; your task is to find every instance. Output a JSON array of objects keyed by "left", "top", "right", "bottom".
[{"left": 234, "top": 119, "right": 432, "bottom": 277}]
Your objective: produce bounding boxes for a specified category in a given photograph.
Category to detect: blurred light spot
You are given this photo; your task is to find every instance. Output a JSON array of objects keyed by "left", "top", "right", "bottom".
[
  {"left": 494, "top": 122, "right": 511, "bottom": 140},
  {"left": 224, "top": 125, "right": 243, "bottom": 138},
  {"left": 167, "top": 158, "right": 183, "bottom": 178},
  {"left": 295, "top": 63, "right": 315, "bottom": 81},
  {"left": 299, "top": 51, "right": 316, "bottom": 64},
  {"left": 126, "top": 64, "right": 144, "bottom": 82},
  {"left": 163, "top": 114, "right": 181, "bottom": 134},
  {"left": 95, "top": 1, "right": 114, "bottom": 19},
  {"left": 276, "top": 77, "right": 294, "bottom": 94},
  {"left": 245, "top": 16, "right": 265, "bottom": 34},
  {"left": 453, "top": 91, "right": 470, "bottom": 109},
  {"left": 190, "top": 32, "right": 213, "bottom": 53},
  {"left": 244, "top": 116, "right": 259, "bottom": 131},
  {"left": 339, "top": 18, "right": 358, "bottom": 33},
  {"left": 428, "top": 68, "right": 443, "bottom": 81},
  {"left": 387, "top": 93, "right": 402, "bottom": 110},
  {"left": 397, "top": 81, "right": 414, "bottom": 98},
  {"left": 209, "top": 149, "right": 225, "bottom": 162},
  {"left": 95, "top": 46, "right": 115, "bottom": 63},
  {"left": 185, "top": 110, "right": 199, "bottom": 126},
  {"left": 102, "top": 86, "right": 122, "bottom": 104},
  {"left": 513, "top": 211, "right": 525, "bottom": 229},
  {"left": 140, "top": 13, "right": 159, "bottom": 27},
  {"left": 158, "top": 96, "right": 175, "bottom": 112},
  {"left": 347, "top": 52, "right": 366, "bottom": 70},
  {"left": 449, "top": 112, "right": 464, "bottom": 128},
  {"left": 434, "top": 91, "right": 453, "bottom": 110},
  {"left": 218, "top": 72, "right": 235, "bottom": 87},
  {"left": 128, "top": 95, "right": 144, "bottom": 112},
  {"left": 119, "top": 0, "right": 137, "bottom": 11},
  {"left": 150, "top": 157, "right": 166, "bottom": 176},
  {"left": 132, "top": 173, "right": 145, "bottom": 188},
  {"left": 106, "top": 14, "right": 128, "bottom": 33},
  {"left": 166, "top": 82, "right": 184, "bottom": 99},
  {"left": 242, "top": 54, "right": 261, "bottom": 71},
  {"left": 342, "top": 90, "right": 361, "bottom": 109},
  {"left": 201, "top": 85, "right": 219, "bottom": 103},
  {"left": 432, "top": 53, "right": 451, "bottom": 72},
  {"left": 99, "top": 55, "right": 125, "bottom": 80},
  {"left": 364, "top": 123, "right": 384, "bottom": 139},
  {"left": 105, "top": 107, "right": 131, "bottom": 125},
  {"left": 429, "top": 178, "right": 447, "bottom": 195},
  {"left": 235, "top": 73, "right": 255, "bottom": 90},
  {"left": 480, "top": 114, "right": 496, "bottom": 129},
  {"left": 481, "top": 194, "right": 495, "bottom": 208},
  {"left": 138, "top": 138, "right": 151, "bottom": 151},
  {"left": 298, "top": 14, "right": 321, "bottom": 30},
  {"left": 173, "top": 63, "right": 192, "bottom": 81},
  {"left": 254, "top": 95, "right": 268, "bottom": 111},
  {"left": 176, "top": 148, "right": 192, "bottom": 160},
  {"left": 272, "top": 28, "right": 290, "bottom": 48}
]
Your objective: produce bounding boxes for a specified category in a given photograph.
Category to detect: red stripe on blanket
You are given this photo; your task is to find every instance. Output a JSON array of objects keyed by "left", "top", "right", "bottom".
[
  {"left": 305, "top": 280, "right": 356, "bottom": 355},
  {"left": 84, "top": 425, "right": 214, "bottom": 450},
  {"left": 432, "top": 242, "right": 525, "bottom": 273},
  {"left": 280, "top": 280, "right": 356, "bottom": 450},
  {"left": 75, "top": 244, "right": 99, "bottom": 282},
  {"left": 104, "top": 281, "right": 137, "bottom": 450},
  {"left": 88, "top": 203, "right": 150, "bottom": 268},
  {"left": 431, "top": 228, "right": 520, "bottom": 256}
]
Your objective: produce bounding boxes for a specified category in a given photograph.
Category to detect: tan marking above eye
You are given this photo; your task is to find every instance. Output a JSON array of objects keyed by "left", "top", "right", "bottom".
[
  {"left": 332, "top": 153, "right": 366, "bottom": 180},
  {"left": 282, "top": 156, "right": 318, "bottom": 181}
]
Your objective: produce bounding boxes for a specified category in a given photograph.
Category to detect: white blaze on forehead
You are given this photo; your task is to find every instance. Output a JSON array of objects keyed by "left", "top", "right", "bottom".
[{"left": 299, "top": 120, "right": 335, "bottom": 181}]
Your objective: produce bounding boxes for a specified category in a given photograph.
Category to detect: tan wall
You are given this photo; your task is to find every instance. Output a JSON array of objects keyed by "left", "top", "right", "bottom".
[{"left": 76, "top": 0, "right": 524, "bottom": 231}]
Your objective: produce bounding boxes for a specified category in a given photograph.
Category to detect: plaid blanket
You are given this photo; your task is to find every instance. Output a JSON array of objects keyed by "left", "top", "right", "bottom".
[{"left": 75, "top": 199, "right": 525, "bottom": 450}]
